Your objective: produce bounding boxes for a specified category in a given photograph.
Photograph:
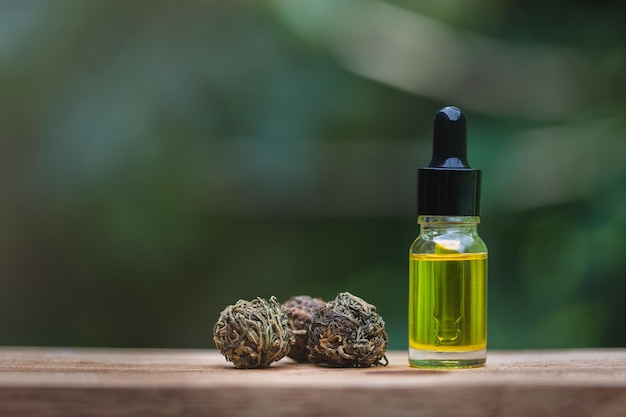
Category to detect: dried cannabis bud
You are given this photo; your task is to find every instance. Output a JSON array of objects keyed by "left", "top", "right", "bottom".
[
  {"left": 213, "top": 296, "right": 294, "bottom": 369},
  {"left": 283, "top": 295, "right": 326, "bottom": 362},
  {"left": 308, "top": 292, "right": 388, "bottom": 367}
]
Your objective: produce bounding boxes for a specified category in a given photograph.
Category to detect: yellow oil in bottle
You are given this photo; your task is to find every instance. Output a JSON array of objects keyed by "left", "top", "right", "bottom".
[{"left": 409, "top": 252, "right": 487, "bottom": 367}]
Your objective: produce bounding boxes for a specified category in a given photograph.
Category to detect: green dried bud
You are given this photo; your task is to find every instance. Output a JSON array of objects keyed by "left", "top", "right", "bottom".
[
  {"left": 308, "top": 292, "right": 388, "bottom": 367},
  {"left": 283, "top": 295, "right": 326, "bottom": 362},
  {"left": 213, "top": 296, "right": 294, "bottom": 369}
]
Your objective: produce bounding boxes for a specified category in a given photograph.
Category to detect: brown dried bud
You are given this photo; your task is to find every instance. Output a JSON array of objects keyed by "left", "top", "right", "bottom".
[
  {"left": 308, "top": 292, "right": 388, "bottom": 367},
  {"left": 283, "top": 295, "right": 326, "bottom": 362},
  {"left": 213, "top": 296, "right": 294, "bottom": 369}
]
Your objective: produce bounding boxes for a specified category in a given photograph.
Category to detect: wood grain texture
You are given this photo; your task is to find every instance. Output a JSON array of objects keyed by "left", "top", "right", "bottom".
[{"left": 0, "top": 348, "right": 625, "bottom": 417}]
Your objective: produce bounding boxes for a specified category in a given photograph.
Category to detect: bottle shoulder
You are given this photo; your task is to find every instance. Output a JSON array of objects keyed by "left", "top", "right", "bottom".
[{"left": 410, "top": 231, "right": 487, "bottom": 255}]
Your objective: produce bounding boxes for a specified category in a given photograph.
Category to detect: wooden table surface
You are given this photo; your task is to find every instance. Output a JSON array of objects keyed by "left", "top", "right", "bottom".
[{"left": 0, "top": 347, "right": 625, "bottom": 417}]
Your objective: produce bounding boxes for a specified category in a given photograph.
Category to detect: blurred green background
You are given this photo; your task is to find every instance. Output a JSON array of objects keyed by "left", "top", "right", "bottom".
[{"left": 0, "top": 0, "right": 624, "bottom": 350}]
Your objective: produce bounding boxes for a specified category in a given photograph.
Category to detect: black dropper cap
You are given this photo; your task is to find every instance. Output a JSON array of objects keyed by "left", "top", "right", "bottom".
[{"left": 417, "top": 106, "right": 481, "bottom": 216}]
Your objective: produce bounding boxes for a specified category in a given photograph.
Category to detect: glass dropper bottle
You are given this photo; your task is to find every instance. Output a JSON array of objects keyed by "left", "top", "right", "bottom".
[{"left": 408, "top": 106, "right": 487, "bottom": 368}]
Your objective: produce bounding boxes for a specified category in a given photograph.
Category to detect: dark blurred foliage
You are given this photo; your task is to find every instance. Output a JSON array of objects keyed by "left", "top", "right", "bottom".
[{"left": 0, "top": 0, "right": 623, "bottom": 349}]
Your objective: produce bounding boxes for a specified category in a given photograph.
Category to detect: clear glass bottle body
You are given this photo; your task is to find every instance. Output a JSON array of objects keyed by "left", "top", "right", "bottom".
[{"left": 409, "top": 216, "right": 487, "bottom": 368}]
